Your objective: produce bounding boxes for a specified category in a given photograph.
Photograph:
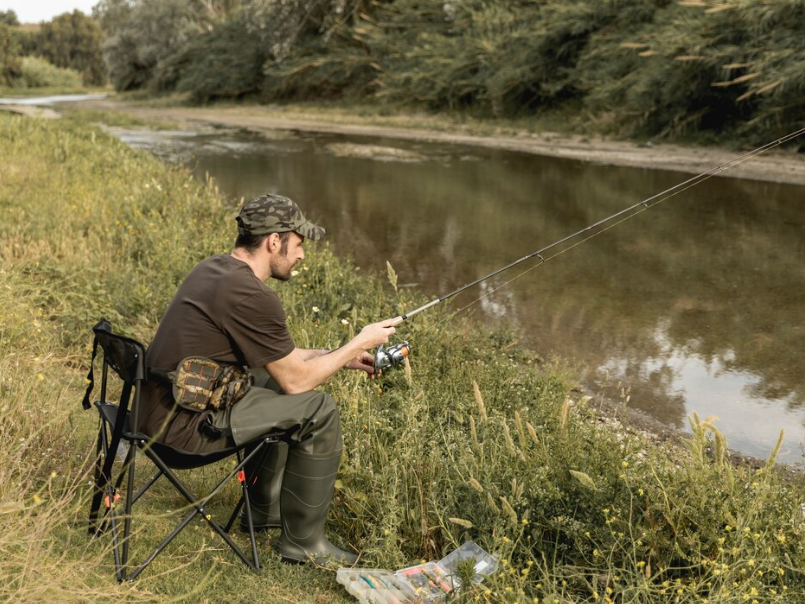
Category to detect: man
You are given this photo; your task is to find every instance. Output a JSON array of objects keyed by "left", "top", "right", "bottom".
[{"left": 140, "top": 194, "right": 400, "bottom": 565}]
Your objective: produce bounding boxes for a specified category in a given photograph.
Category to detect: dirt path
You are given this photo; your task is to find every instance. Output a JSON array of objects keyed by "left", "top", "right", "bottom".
[{"left": 75, "top": 99, "right": 805, "bottom": 186}]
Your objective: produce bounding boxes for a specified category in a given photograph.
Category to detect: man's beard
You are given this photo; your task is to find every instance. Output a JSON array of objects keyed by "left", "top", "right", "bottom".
[{"left": 271, "top": 255, "right": 296, "bottom": 281}]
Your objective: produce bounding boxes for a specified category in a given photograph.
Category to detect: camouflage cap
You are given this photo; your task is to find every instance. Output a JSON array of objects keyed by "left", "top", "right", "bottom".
[{"left": 236, "top": 194, "right": 325, "bottom": 241}]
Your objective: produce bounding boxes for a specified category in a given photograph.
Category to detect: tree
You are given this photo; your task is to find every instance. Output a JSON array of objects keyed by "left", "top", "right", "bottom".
[
  {"left": 35, "top": 11, "right": 107, "bottom": 85},
  {"left": 0, "top": 23, "right": 22, "bottom": 85},
  {"left": 0, "top": 10, "right": 19, "bottom": 26},
  {"left": 95, "top": 0, "right": 209, "bottom": 91},
  {"left": 177, "top": 16, "right": 267, "bottom": 102}
]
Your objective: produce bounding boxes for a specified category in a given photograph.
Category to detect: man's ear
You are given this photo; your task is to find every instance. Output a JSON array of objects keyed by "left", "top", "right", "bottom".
[{"left": 266, "top": 232, "right": 280, "bottom": 252}]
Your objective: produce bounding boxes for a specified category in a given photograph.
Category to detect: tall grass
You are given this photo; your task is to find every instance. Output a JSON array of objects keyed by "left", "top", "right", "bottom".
[{"left": 1, "top": 112, "right": 804, "bottom": 602}]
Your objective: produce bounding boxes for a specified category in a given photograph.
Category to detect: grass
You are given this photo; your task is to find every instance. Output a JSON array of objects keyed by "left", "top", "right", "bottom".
[{"left": 1, "top": 110, "right": 804, "bottom": 603}]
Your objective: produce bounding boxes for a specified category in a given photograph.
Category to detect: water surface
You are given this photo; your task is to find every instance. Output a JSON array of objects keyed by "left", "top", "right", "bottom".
[
  {"left": 0, "top": 94, "right": 107, "bottom": 105},
  {"left": 112, "top": 126, "right": 805, "bottom": 463}
]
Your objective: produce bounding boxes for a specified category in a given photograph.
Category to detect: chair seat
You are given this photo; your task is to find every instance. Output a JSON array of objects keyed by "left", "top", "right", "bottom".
[{"left": 95, "top": 401, "right": 239, "bottom": 469}]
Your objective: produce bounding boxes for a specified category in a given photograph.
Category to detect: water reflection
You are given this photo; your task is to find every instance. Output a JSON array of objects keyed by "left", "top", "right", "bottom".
[{"left": 113, "top": 127, "right": 805, "bottom": 462}]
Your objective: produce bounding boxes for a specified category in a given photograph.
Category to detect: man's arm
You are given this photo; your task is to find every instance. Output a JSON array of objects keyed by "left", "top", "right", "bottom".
[
  {"left": 297, "top": 347, "right": 376, "bottom": 374},
  {"left": 297, "top": 348, "right": 329, "bottom": 361},
  {"left": 265, "top": 317, "right": 401, "bottom": 394}
]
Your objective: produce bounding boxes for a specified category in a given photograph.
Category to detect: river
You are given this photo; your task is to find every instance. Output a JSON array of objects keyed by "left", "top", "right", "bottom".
[{"left": 110, "top": 124, "right": 805, "bottom": 464}]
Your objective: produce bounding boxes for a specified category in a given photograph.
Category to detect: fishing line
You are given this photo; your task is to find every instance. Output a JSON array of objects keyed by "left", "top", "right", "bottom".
[
  {"left": 404, "top": 125, "right": 805, "bottom": 324},
  {"left": 373, "top": 126, "right": 805, "bottom": 371}
]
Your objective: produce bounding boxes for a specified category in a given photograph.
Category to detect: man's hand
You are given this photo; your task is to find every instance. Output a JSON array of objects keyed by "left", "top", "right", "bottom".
[
  {"left": 356, "top": 317, "right": 403, "bottom": 350},
  {"left": 345, "top": 351, "right": 378, "bottom": 376},
  {"left": 266, "top": 316, "right": 403, "bottom": 393}
]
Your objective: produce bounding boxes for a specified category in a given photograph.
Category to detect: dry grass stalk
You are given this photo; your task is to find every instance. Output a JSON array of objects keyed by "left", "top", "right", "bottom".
[
  {"left": 469, "top": 478, "right": 484, "bottom": 493},
  {"left": 473, "top": 380, "right": 488, "bottom": 421},
  {"left": 500, "top": 496, "right": 518, "bottom": 524},
  {"left": 527, "top": 421, "right": 540, "bottom": 447},
  {"left": 559, "top": 398, "right": 570, "bottom": 431}
]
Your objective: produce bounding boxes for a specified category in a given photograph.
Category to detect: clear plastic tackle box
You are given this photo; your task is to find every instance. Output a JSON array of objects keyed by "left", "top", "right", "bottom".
[{"left": 336, "top": 541, "right": 498, "bottom": 604}]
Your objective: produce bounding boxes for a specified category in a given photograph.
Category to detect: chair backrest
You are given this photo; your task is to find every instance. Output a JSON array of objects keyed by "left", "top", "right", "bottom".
[
  {"left": 92, "top": 319, "right": 147, "bottom": 385},
  {"left": 82, "top": 319, "right": 148, "bottom": 433}
]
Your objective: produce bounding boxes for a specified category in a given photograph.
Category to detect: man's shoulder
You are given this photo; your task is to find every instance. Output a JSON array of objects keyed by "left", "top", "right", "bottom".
[
  {"left": 188, "top": 254, "right": 259, "bottom": 286},
  {"left": 192, "top": 255, "right": 281, "bottom": 304}
]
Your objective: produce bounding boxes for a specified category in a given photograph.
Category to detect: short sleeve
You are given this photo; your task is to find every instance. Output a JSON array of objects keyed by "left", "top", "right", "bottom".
[{"left": 224, "top": 289, "right": 296, "bottom": 367}]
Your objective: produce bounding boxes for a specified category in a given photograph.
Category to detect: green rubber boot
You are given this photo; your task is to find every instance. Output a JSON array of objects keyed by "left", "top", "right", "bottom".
[
  {"left": 277, "top": 450, "right": 358, "bottom": 565},
  {"left": 241, "top": 443, "right": 287, "bottom": 532}
]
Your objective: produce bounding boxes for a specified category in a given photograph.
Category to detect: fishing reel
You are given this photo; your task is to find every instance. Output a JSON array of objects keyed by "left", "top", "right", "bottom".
[{"left": 373, "top": 341, "right": 411, "bottom": 373}]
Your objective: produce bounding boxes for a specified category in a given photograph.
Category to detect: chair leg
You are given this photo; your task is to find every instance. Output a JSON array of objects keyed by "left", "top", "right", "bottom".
[
  {"left": 126, "top": 441, "right": 270, "bottom": 577},
  {"left": 119, "top": 440, "right": 138, "bottom": 581},
  {"left": 94, "top": 434, "right": 277, "bottom": 580},
  {"left": 88, "top": 420, "right": 108, "bottom": 535},
  {"left": 90, "top": 418, "right": 125, "bottom": 580}
]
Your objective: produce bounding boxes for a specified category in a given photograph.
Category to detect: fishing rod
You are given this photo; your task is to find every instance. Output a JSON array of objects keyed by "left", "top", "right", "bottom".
[{"left": 373, "top": 126, "right": 805, "bottom": 372}]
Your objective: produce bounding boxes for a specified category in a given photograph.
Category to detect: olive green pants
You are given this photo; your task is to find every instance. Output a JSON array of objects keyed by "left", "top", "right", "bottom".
[{"left": 199, "top": 368, "right": 342, "bottom": 459}]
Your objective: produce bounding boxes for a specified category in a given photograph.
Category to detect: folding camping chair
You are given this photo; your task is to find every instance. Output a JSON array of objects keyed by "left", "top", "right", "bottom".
[{"left": 82, "top": 318, "right": 280, "bottom": 582}]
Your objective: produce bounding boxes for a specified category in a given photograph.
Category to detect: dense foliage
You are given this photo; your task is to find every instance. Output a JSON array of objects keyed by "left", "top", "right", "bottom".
[
  {"left": 0, "top": 10, "right": 106, "bottom": 88},
  {"left": 33, "top": 11, "right": 107, "bottom": 86},
  {"left": 96, "top": 0, "right": 805, "bottom": 143},
  {"left": 0, "top": 23, "right": 22, "bottom": 85},
  {"left": 0, "top": 9, "right": 19, "bottom": 26}
]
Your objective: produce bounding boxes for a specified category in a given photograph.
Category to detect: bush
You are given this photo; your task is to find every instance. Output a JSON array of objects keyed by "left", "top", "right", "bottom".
[{"left": 13, "top": 56, "right": 83, "bottom": 89}]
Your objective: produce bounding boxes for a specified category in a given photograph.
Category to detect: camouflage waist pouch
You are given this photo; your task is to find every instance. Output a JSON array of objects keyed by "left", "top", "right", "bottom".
[{"left": 170, "top": 357, "right": 254, "bottom": 412}]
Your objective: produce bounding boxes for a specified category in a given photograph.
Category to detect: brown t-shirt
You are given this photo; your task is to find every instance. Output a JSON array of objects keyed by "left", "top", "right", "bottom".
[{"left": 139, "top": 254, "right": 295, "bottom": 452}]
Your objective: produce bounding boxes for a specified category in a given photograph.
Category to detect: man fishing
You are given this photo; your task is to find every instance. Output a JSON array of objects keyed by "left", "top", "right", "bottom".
[{"left": 140, "top": 193, "right": 401, "bottom": 565}]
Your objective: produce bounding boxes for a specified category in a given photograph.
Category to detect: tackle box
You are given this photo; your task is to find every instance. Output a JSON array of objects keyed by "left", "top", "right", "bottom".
[{"left": 337, "top": 541, "right": 498, "bottom": 604}]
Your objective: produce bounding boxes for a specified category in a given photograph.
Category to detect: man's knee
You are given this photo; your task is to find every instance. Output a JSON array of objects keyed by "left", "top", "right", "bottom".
[
  {"left": 298, "top": 392, "right": 342, "bottom": 455},
  {"left": 316, "top": 392, "right": 337, "bottom": 416}
]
